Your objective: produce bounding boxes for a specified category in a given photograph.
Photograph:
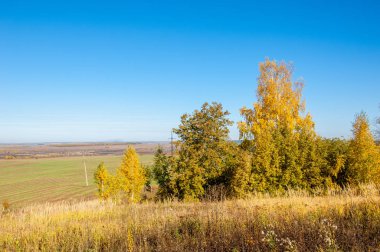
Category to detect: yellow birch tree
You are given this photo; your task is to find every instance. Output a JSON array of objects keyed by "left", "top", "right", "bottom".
[
  {"left": 346, "top": 112, "right": 380, "bottom": 184},
  {"left": 238, "top": 59, "right": 321, "bottom": 191},
  {"left": 117, "top": 146, "right": 146, "bottom": 202},
  {"left": 94, "top": 162, "right": 109, "bottom": 200}
]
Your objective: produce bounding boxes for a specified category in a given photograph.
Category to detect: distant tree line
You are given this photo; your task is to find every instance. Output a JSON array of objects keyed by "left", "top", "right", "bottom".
[{"left": 95, "top": 59, "right": 380, "bottom": 202}]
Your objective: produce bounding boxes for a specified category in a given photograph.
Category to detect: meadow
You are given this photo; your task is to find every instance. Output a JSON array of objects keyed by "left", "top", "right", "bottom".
[
  {"left": 1, "top": 185, "right": 380, "bottom": 251},
  {"left": 0, "top": 155, "right": 153, "bottom": 207},
  {"left": 0, "top": 60, "right": 379, "bottom": 251}
]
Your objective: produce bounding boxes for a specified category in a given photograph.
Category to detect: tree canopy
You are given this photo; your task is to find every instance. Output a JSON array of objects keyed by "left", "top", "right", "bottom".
[
  {"left": 96, "top": 59, "right": 380, "bottom": 202},
  {"left": 238, "top": 59, "right": 321, "bottom": 192},
  {"left": 345, "top": 112, "right": 380, "bottom": 184},
  {"left": 117, "top": 146, "right": 146, "bottom": 202}
]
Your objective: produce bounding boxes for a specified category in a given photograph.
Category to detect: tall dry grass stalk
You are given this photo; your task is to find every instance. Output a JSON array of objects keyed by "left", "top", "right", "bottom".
[{"left": 1, "top": 184, "right": 380, "bottom": 251}]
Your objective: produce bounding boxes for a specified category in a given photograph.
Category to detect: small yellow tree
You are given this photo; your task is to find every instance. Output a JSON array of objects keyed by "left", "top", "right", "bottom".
[
  {"left": 346, "top": 112, "right": 380, "bottom": 184},
  {"left": 117, "top": 146, "right": 146, "bottom": 202},
  {"left": 94, "top": 162, "right": 109, "bottom": 200}
]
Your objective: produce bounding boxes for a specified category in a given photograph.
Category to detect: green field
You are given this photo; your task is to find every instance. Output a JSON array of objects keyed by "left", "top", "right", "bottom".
[{"left": 0, "top": 155, "right": 153, "bottom": 207}]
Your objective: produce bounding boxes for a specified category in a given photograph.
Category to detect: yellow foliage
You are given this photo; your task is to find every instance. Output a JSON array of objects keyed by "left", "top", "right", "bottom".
[
  {"left": 127, "top": 228, "right": 134, "bottom": 252},
  {"left": 1, "top": 189, "right": 380, "bottom": 251},
  {"left": 240, "top": 59, "right": 311, "bottom": 138},
  {"left": 94, "top": 162, "right": 109, "bottom": 200},
  {"left": 239, "top": 59, "right": 319, "bottom": 191},
  {"left": 347, "top": 112, "right": 380, "bottom": 184},
  {"left": 117, "top": 146, "right": 146, "bottom": 202}
]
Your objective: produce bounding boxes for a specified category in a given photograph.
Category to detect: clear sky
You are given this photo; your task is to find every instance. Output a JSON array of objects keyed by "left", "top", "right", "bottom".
[{"left": 1, "top": 0, "right": 379, "bottom": 143}]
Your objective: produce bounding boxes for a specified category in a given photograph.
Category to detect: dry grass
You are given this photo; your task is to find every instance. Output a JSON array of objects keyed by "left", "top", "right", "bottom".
[{"left": 1, "top": 185, "right": 380, "bottom": 251}]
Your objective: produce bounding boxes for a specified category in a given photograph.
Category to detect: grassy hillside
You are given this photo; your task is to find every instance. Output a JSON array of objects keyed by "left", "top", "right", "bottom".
[
  {"left": 1, "top": 187, "right": 380, "bottom": 251},
  {"left": 0, "top": 155, "right": 153, "bottom": 207}
]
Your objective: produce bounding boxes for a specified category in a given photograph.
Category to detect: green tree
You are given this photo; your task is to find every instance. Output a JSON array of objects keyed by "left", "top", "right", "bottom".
[
  {"left": 345, "top": 112, "right": 380, "bottom": 185},
  {"left": 172, "top": 102, "right": 234, "bottom": 201},
  {"left": 239, "top": 59, "right": 321, "bottom": 192},
  {"left": 225, "top": 146, "right": 252, "bottom": 198},
  {"left": 142, "top": 164, "right": 153, "bottom": 192},
  {"left": 318, "top": 138, "right": 349, "bottom": 187},
  {"left": 117, "top": 146, "right": 146, "bottom": 202},
  {"left": 175, "top": 151, "right": 205, "bottom": 201},
  {"left": 152, "top": 146, "right": 177, "bottom": 200},
  {"left": 94, "top": 162, "right": 109, "bottom": 200}
]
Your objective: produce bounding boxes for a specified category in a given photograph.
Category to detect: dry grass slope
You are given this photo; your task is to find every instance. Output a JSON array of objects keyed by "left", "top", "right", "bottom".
[{"left": 1, "top": 185, "right": 380, "bottom": 251}]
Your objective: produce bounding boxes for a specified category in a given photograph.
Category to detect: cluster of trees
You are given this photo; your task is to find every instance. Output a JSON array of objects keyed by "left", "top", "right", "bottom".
[
  {"left": 94, "top": 59, "right": 380, "bottom": 202},
  {"left": 152, "top": 59, "right": 380, "bottom": 201},
  {"left": 94, "top": 146, "right": 146, "bottom": 202}
]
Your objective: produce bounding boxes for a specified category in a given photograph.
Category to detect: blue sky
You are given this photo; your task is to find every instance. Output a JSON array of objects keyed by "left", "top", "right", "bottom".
[{"left": 0, "top": 0, "right": 379, "bottom": 143}]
